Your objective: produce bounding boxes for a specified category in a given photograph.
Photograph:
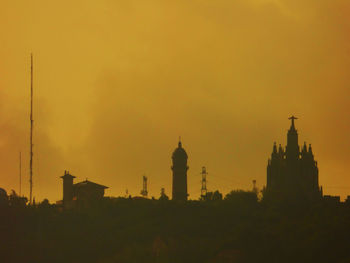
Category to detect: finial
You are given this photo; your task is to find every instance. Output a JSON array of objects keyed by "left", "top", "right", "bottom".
[
  {"left": 178, "top": 136, "right": 182, "bottom": 148},
  {"left": 273, "top": 142, "right": 277, "bottom": 153},
  {"left": 302, "top": 142, "right": 307, "bottom": 152},
  {"left": 308, "top": 144, "right": 313, "bottom": 154},
  {"left": 288, "top": 115, "right": 298, "bottom": 130},
  {"left": 278, "top": 144, "right": 284, "bottom": 154}
]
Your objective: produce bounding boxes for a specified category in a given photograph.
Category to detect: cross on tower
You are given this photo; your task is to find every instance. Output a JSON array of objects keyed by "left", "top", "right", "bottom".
[{"left": 288, "top": 115, "right": 298, "bottom": 129}]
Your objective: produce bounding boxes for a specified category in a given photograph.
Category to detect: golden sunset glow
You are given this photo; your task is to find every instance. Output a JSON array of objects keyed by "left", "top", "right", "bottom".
[{"left": 1, "top": 0, "right": 350, "bottom": 201}]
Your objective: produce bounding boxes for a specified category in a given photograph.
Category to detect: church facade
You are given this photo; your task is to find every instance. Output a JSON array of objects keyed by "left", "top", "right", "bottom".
[{"left": 266, "top": 116, "right": 322, "bottom": 201}]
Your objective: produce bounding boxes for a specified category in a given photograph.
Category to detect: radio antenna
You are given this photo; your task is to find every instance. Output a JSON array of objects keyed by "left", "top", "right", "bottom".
[{"left": 29, "top": 53, "right": 34, "bottom": 204}]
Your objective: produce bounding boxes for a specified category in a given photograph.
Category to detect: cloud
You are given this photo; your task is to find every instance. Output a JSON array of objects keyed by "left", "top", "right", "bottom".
[{"left": 1, "top": 0, "right": 350, "bottom": 200}]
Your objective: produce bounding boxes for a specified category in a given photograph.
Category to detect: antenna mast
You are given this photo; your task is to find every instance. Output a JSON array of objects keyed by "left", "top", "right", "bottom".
[
  {"left": 201, "top": 166, "right": 208, "bottom": 199},
  {"left": 29, "top": 53, "right": 34, "bottom": 204},
  {"left": 140, "top": 175, "right": 148, "bottom": 197},
  {"left": 19, "top": 152, "right": 22, "bottom": 196}
]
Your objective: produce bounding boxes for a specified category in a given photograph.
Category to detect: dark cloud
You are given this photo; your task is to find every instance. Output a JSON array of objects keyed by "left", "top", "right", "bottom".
[{"left": 1, "top": 0, "right": 350, "bottom": 200}]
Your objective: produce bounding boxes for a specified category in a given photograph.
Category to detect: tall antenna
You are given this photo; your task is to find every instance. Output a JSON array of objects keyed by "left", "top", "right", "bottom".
[
  {"left": 19, "top": 152, "right": 22, "bottom": 196},
  {"left": 201, "top": 166, "right": 208, "bottom": 199},
  {"left": 29, "top": 53, "right": 34, "bottom": 204},
  {"left": 140, "top": 175, "right": 148, "bottom": 197}
]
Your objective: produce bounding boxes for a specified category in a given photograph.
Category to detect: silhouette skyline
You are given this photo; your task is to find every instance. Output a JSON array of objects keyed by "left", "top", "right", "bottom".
[
  {"left": 2, "top": 1, "right": 350, "bottom": 262},
  {"left": 1, "top": 1, "right": 350, "bottom": 202}
]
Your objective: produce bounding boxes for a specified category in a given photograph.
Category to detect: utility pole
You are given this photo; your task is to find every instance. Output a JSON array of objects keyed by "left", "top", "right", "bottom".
[
  {"left": 19, "top": 152, "right": 22, "bottom": 196},
  {"left": 140, "top": 175, "right": 148, "bottom": 197},
  {"left": 201, "top": 166, "right": 208, "bottom": 199},
  {"left": 29, "top": 53, "right": 34, "bottom": 204}
]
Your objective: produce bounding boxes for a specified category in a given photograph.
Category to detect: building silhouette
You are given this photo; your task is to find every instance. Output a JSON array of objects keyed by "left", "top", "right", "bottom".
[
  {"left": 266, "top": 116, "right": 322, "bottom": 201},
  {"left": 60, "top": 170, "right": 108, "bottom": 208},
  {"left": 0, "top": 188, "right": 7, "bottom": 206},
  {"left": 171, "top": 139, "right": 189, "bottom": 201}
]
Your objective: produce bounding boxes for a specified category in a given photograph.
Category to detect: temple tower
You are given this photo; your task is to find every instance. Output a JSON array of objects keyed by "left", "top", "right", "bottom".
[
  {"left": 285, "top": 116, "right": 301, "bottom": 191},
  {"left": 266, "top": 116, "right": 322, "bottom": 202},
  {"left": 60, "top": 170, "right": 75, "bottom": 206},
  {"left": 171, "top": 139, "right": 189, "bottom": 201},
  {"left": 286, "top": 116, "right": 299, "bottom": 161}
]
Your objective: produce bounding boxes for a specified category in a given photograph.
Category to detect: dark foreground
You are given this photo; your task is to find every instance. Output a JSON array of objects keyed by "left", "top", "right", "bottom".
[{"left": 2, "top": 197, "right": 350, "bottom": 263}]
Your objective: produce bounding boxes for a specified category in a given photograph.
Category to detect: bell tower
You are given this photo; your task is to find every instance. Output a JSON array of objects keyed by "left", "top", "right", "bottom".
[
  {"left": 171, "top": 139, "right": 189, "bottom": 201},
  {"left": 61, "top": 170, "right": 75, "bottom": 206}
]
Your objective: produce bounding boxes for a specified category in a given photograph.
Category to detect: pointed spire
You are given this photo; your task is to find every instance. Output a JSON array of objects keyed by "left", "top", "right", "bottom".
[
  {"left": 278, "top": 144, "right": 283, "bottom": 153},
  {"left": 278, "top": 144, "right": 284, "bottom": 158},
  {"left": 178, "top": 136, "right": 182, "bottom": 148},
  {"left": 288, "top": 115, "right": 298, "bottom": 131},
  {"left": 308, "top": 144, "right": 313, "bottom": 154},
  {"left": 273, "top": 142, "right": 277, "bottom": 154},
  {"left": 302, "top": 142, "right": 307, "bottom": 153},
  {"left": 286, "top": 115, "right": 299, "bottom": 159}
]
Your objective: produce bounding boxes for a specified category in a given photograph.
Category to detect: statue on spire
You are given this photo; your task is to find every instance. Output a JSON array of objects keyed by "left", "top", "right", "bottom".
[
  {"left": 266, "top": 116, "right": 322, "bottom": 202},
  {"left": 288, "top": 115, "right": 298, "bottom": 130}
]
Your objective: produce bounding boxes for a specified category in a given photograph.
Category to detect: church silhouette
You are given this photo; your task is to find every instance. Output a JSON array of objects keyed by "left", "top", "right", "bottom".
[{"left": 266, "top": 116, "right": 323, "bottom": 201}]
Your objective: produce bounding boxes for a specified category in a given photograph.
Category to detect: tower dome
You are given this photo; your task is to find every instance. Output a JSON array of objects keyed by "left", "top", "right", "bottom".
[
  {"left": 172, "top": 140, "right": 188, "bottom": 159},
  {"left": 171, "top": 139, "right": 189, "bottom": 201}
]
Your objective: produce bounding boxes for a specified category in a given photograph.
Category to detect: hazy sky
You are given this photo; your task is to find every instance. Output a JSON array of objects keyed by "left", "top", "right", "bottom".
[{"left": 1, "top": 0, "right": 350, "bottom": 201}]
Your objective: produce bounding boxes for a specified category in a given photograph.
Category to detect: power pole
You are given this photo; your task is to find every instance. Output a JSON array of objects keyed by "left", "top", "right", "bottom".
[
  {"left": 19, "top": 152, "right": 22, "bottom": 196},
  {"left": 29, "top": 53, "right": 34, "bottom": 204},
  {"left": 201, "top": 166, "right": 208, "bottom": 199},
  {"left": 140, "top": 175, "right": 148, "bottom": 197}
]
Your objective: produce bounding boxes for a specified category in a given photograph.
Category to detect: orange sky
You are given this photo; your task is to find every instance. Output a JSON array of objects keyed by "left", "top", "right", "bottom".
[{"left": 1, "top": 0, "right": 350, "bottom": 202}]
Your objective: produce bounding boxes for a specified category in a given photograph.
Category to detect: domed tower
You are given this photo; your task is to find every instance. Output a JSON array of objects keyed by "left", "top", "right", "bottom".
[
  {"left": 60, "top": 170, "right": 76, "bottom": 206},
  {"left": 171, "top": 139, "right": 189, "bottom": 201}
]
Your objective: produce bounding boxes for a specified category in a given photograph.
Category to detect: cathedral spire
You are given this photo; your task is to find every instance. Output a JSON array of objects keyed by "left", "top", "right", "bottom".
[
  {"left": 286, "top": 115, "right": 299, "bottom": 160},
  {"left": 278, "top": 144, "right": 283, "bottom": 153},
  {"left": 308, "top": 144, "right": 313, "bottom": 155},
  {"left": 302, "top": 142, "right": 307, "bottom": 153},
  {"left": 288, "top": 115, "right": 298, "bottom": 131},
  {"left": 273, "top": 142, "right": 277, "bottom": 154}
]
